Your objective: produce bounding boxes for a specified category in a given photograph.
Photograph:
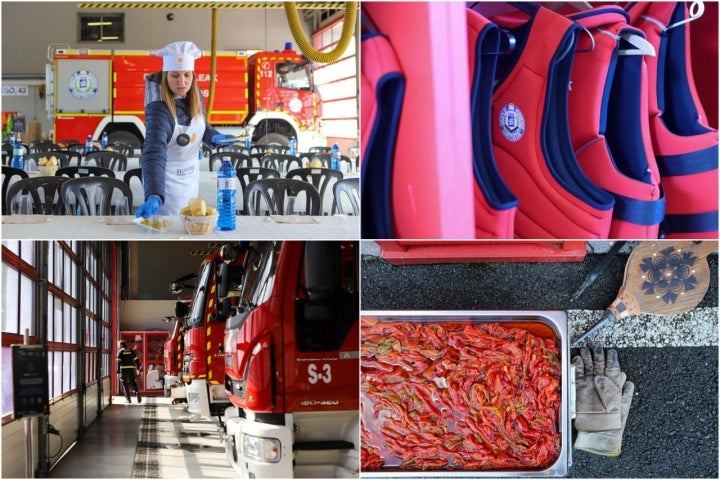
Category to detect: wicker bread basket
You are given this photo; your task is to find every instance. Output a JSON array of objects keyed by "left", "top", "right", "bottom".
[{"left": 182, "top": 213, "right": 218, "bottom": 235}]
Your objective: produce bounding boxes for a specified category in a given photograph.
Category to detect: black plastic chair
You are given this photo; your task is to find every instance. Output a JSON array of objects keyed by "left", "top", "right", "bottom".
[
  {"left": 60, "top": 177, "right": 133, "bottom": 216},
  {"left": 308, "top": 146, "right": 331, "bottom": 154},
  {"left": 250, "top": 144, "right": 284, "bottom": 156},
  {"left": 108, "top": 142, "right": 134, "bottom": 157},
  {"left": 202, "top": 142, "right": 214, "bottom": 159},
  {"left": 48, "top": 149, "right": 82, "bottom": 167},
  {"left": 2, "top": 143, "right": 13, "bottom": 164},
  {"left": 23, "top": 152, "right": 70, "bottom": 169},
  {"left": 123, "top": 168, "right": 142, "bottom": 187},
  {"left": 309, "top": 153, "right": 351, "bottom": 169},
  {"left": 84, "top": 151, "right": 127, "bottom": 171},
  {"left": 286, "top": 167, "right": 343, "bottom": 215},
  {"left": 65, "top": 143, "right": 87, "bottom": 156},
  {"left": 28, "top": 140, "right": 61, "bottom": 153},
  {"left": 57, "top": 139, "right": 81, "bottom": 148},
  {"left": 6, "top": 176, "right": 69, "bottom": 215},
  {"left": 209, "top": 151, "right": 256, "bottom": 171},
  {"left": 218, "top": 144, "right": 249, "bottom": 154},
  {"left": 261, "top": 154, "right": 303, "bottom": 172},
  {"left": 244, "top": 178, "right": 320, "bottom": 216},
  {"left": 235, "top": 167, "right": 280, "bottom": 214},
  {"left": 332, "top": 177, "right": 360, "bottom": 215},
  {"left": 56, "top": 166, "right": 115, "bottom": 178},
  {"left": 2, "top": 166, "right": 29, "bottom": 215}
]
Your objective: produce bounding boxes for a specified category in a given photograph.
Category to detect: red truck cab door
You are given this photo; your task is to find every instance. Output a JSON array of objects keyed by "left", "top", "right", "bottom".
[{"left": 283, "top": 242, "right": 359, "bottom": 413}]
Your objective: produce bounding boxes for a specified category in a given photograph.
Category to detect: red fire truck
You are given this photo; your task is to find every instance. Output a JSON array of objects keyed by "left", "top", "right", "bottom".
[
  {"left": 163, "top": 248, "right": 248, "bottom": 418},
  {"left": 46, "top": 43, "right": 325, "bottom": 150},
  {"left": 222, "top": 241, "right": 359, "bottom": 477}
]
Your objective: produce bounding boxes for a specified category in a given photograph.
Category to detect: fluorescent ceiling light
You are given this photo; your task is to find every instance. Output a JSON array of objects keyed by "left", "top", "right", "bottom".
[{"left": 87, "top": 21, "right": 112, "bottom": 26}]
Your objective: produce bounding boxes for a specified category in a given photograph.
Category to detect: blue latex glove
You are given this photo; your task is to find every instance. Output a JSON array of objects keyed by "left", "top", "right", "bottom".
[
  {"left": 135, "top": 196, "right": 162, "bottom": 218},
  {"left": 211, "top": 133, "right": 236, "bottom": 146}
]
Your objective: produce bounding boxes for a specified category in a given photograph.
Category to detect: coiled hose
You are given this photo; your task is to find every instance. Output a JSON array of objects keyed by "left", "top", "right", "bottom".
[{"left": 284, "top": 1, "right": 358, "bottom": 63}]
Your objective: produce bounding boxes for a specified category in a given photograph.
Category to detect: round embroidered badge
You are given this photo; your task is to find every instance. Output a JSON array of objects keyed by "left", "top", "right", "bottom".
[{"left": 499, "top": 103, "right": 525, "bottom": 142}]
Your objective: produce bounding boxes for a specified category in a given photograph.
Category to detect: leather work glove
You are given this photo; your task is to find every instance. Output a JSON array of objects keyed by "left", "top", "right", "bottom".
[
  {"left": 573, "top": 344, "right": 625, "bottom": 432},
  {"left": 135, "top": 195, "right": 162, "bottom": 218},
  {"left": 211, "top": 133, "right": 236, "bottom": 146},
  {"left": 575, "top": 378, "right": 634, "bottom": 456}
]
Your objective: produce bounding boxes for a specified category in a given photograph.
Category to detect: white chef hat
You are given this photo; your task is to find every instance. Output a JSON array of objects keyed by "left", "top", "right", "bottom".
[{"left": 155, "top": 41, "right": 202, "bottom": 71}]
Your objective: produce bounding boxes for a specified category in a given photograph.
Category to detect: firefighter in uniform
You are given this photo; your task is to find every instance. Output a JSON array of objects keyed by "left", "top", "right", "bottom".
[{"left": 117, "top": 341, "right": 142, "bottom": 404}]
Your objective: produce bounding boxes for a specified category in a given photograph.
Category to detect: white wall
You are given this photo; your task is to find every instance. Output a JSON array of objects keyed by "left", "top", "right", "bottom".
[
  {"left": 120, "top": 299, "right": 177, "bottom": 332},
  {"left": 1, "top": 2, "right": 302, "bottom": 76}
]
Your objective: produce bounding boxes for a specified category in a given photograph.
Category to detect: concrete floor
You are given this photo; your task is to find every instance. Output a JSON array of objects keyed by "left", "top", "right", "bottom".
[{"left": 48, "top": 397, "right": 235, "bottom": 479}]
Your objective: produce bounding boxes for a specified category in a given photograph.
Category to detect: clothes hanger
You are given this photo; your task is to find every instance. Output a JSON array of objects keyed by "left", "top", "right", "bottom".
[{"left": 640, "top": 0, "right": 705, "bottom": 32}]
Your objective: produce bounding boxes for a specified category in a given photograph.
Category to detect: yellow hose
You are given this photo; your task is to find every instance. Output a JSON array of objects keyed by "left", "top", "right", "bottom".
[{"left": 284, "top": 1, "right": 357, "bottom": 63}]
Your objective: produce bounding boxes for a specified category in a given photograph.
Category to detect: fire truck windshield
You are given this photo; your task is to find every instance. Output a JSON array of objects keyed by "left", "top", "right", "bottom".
[
  {"left": 239, "top": 242, "right": 279, "bottom": 311},
  {"left": 186, "top": 261, "right": 212, "bottom": 329},
  {"left": 276, "top": 61, "right": 311, "bottom": 90}
]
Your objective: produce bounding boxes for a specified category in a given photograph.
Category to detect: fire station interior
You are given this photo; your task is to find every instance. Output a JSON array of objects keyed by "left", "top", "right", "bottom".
[{"left": 2, "top": 240, "right": 361, "bottom": 478}]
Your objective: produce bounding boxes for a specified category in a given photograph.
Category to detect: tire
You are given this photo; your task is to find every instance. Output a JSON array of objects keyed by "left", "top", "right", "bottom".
[
  {"left": 256, "top": 132, "right": 289, "bottom": 146},
  {"left": 108, "top": 130, "right": 142, "bottom": 154}
]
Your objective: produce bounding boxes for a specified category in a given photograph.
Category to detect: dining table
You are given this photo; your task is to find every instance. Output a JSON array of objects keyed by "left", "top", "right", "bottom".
[{"left": 2, "top": 213, "right": 359, "bottom": 240}]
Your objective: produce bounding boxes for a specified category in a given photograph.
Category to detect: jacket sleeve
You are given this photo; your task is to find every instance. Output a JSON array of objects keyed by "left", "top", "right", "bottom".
[
  {"left": 140, "top": 101, "right": 175, "bottom": 202},
  {"left": 134, "top": 352, "right": 141, "bottom": 369},
  {"left": 202, "top": 117, "right": 223, "bottom": 145}
]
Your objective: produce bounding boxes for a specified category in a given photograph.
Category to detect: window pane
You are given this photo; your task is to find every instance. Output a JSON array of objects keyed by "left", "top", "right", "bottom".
[
  {"left": 52, "top": 351, "right": 62, "bottom": 398},
  {"left": 64, "top": 303, "right": 72, "bottom": 343},
  {"left": 19, "top": 273, "right": 34, "bottom": 337},
  {"left": 70, "top": 352, "right": 77, "bottom": 390},
  {"left": 2, "top": 347, "right": 13, "bottom": 417},
  {"left": 2, "top": 266, "right": 18, "bottom": 333},
  {"left": 3, "top": 241, "right": 20, "bottom": 255},
  {"left": 63, "top": 351, "right": 71, "bottom": 393},
  {"left": 20, "top": 241, "right": 34, "bottom": 267},
  {"left": 54, "top": 298, "right": 63, "bottom": 342}
]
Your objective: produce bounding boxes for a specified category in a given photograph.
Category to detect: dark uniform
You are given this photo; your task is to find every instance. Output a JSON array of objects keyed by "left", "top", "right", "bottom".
[{"left": 117, "top": 342, "right": 142, "bottom": 403}]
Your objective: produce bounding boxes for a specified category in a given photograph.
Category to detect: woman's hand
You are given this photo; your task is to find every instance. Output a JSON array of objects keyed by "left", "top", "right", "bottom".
[{"left": 135, "top": 196, "right": 162, "bottom": 218}]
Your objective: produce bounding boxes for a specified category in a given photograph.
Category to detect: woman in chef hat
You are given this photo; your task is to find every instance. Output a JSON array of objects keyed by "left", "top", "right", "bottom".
[{"left": 135, "top": 40, "right": 235, "bottom": 218}]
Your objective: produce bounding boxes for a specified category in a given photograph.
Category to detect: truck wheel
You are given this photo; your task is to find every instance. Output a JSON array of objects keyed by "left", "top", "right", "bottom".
[
  {"left": 256, "top": 132, "right": 288, "bottom": 146},
  {"left": 108, "top": 131, "right": 142, "bottom": 153}
]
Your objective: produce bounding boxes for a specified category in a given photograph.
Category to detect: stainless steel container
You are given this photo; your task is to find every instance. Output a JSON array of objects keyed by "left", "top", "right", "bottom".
[{"left": 361, "top": 310, "right": 572, "bottom": 478}]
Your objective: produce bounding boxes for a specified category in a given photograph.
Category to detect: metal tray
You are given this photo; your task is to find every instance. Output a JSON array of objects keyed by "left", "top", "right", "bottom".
[{"left": 360, "top": 310, "right": 571, "bottom": 478}]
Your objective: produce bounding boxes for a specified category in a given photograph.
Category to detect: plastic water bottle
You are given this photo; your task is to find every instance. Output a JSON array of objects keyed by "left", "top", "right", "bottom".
[
  {"left": 244, "top": 137, "right": 251, "bottom": 149},
  {"left": 101, "top": 131, "right": 108, "bottom": 150},
  {"left": 217, "top": 159, "right": 236, "bottom": 231},
  {"left": 85, "top": 134, "right": 93, "bottom": 154},
  {"left": 330, "top": 143, "right": 340, "bottom": 170},
  {"left": 11, "top": 140, "right": 24, "bottom": 170},
  {"left": 9, "top": 132, "right": 15, "bottom": 145},
  {"left": 289, "top": 136, "right": 297, "bottom": 156}
]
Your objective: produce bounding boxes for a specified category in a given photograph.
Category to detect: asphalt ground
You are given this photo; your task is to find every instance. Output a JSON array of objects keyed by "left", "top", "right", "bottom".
[{"left": 359, "top": 241, "right": 718, "bottom": 478}]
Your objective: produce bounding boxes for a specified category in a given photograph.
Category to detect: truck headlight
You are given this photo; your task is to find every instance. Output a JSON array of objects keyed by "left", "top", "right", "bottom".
[{"left": 242, "top": 434, "right": 281, "bottom": 463}]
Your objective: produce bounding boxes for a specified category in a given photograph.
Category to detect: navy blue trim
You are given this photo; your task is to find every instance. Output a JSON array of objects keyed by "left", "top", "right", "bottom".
[
  {"left": 361, "top": 32, "right": 385, "bottom": 41},
  {"left": 658, "top": 3, "right": 712, "bottom": 136},
  {"left": 661, "top": 211, "right": 719, "bottom": 234},
  {"left": 361, "top": 70, "right": 405, "bottom": 239},
  {"left": 567, "top": 6, "right": 630, "bottom": 23},
  {"left": 656, "top": 144, "right": 719, "bottom": 176},
  {"left": 470, "top": 21, "right": 518, "bottom": 210},
  {"left": 542, "top": 24, "right": 614, "bottom": 210},
  {"left": 606, "top": 47, "right": 653, "bottom": 184},
  {"left": 613, "top": 193, "right": 665, "bottom": 226}
]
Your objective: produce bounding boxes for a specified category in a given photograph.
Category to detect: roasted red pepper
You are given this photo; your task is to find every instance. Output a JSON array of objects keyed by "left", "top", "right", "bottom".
[{"left": 361, "top": 321, "right": 561, "bottom": 471}]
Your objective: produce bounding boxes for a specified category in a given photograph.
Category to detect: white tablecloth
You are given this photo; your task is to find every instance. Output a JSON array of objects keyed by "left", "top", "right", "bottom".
[{"left": 2, "top": 214, "right": 359, "bottom": 240}]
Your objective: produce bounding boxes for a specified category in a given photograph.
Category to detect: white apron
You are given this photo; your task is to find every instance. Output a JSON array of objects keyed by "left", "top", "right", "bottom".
[{"left": 158, "top": 115, "right": 204, "bottom": 215}]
